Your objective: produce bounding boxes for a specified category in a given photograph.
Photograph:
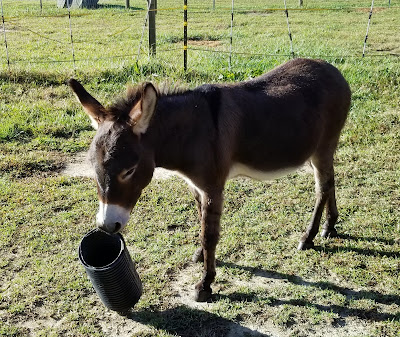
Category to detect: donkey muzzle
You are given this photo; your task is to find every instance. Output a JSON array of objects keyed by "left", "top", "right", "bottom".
[{"left": 96, "top": 202, "right": 130, "bottom": 233}]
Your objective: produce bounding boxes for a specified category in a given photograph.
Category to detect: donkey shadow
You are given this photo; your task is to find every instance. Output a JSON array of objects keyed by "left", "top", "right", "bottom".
[
  {"left": 218, "top": 261, "right": 400, "bottom": 323},
  {"left": 336, "top": 234, "right": 396, "bottom": 246},
  {"left": 124, "top": 233, "right": 400, "bottom": 335},
  {"left": 125, "top": 306, "right": 269, "bottom": 337}
]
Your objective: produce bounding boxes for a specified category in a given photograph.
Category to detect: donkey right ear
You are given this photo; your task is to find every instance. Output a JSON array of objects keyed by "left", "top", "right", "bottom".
[
  {"left": 129, "top": 83, "right": 158, "bottom": 136},
  {"left": 68, "top": 79, "right": 105, "bottom": 130}
]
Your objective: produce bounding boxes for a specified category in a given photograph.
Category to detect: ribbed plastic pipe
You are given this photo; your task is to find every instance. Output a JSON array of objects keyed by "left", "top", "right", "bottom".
[{"left": 79, "top": 229, "right": 142, "bottom": 312}]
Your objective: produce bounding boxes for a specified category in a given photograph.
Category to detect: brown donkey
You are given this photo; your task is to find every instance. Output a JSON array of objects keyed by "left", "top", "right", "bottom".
[{"left": 69, "top": 58, "right": 351, "bottom": 302}]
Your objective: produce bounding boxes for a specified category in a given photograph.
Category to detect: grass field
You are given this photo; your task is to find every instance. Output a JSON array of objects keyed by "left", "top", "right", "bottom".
[{"left": 1, "top": 0, "right": 400, "bottom": 336}]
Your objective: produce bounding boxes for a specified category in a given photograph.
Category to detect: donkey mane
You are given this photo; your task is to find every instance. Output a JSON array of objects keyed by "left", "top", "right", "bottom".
[{"left": 106, "top": 82, "right": 190, "bottom": 123}]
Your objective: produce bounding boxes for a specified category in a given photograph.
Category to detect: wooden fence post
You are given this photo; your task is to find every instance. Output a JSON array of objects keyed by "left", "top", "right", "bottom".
[
  {"left": 125, "top": 0, "right": 129, "bottom": 8},
  {"left": 299, "top": 0, "right": 303, "bottom": 6},
  {"left": 148, "top": 0, "right": 156, "bottom": 56}
]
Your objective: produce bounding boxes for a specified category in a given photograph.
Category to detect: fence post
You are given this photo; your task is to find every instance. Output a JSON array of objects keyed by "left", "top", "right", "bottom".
[
  {"left": 0, "top": 0, "right": 10, "bottom": 72},
  {"left": 148, "top": 0, "right": 156, "bottom": 56},
  {"left": 184, "top": 0, "right": 187, "bottom": 71},
  {"left": 283, "top": 0, "right": 294, "bottom": 58},
  {"left": 67, "top": 0, "right": 76, "bottom": 71},
  {"left": 228, "top": 0, "right": 234, "bottom": 71},
  {"left": 213, "top": 0, "right": 215, "bottom": 10},
  {"left": 299, "top": 0, "right": 303, "bottom": 6},
  {"left": 362, "top": 0, "right": 374, "bottom": 57},
  {"left": 125, "top": 0, "right": 129, "bottom": 8}
]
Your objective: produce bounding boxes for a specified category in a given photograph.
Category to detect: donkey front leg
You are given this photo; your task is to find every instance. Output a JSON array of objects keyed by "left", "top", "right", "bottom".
[
  {"left": 188, "top": 185, "right": 205, "bottom": 263},
  {"left": 194, "top": 190, "right": 223, "bottom": 302}
]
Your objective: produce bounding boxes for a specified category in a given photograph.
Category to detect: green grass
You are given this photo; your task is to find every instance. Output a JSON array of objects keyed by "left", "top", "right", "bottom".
[{"left": 1, "top": 0, "right": 400, "bottom": 336}]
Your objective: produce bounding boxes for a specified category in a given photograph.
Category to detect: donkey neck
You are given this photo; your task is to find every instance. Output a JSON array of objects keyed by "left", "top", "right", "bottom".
[{"left": 146, "top": 89, "right": 217, "bottom": 173}]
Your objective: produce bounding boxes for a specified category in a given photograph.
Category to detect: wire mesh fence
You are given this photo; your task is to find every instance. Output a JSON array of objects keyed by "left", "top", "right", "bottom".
[{"left": 0, "top": 0, "right": 399, "bottom": 75}]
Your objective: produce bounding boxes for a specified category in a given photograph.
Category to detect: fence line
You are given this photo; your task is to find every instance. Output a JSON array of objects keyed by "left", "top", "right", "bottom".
[
  {"left": 2, "top": 4, "right": 399, "bottom": 19},
  {"left": 0, "top": 1, "right": 399, "bottom": 73},
  {"left": 5, "top": 47, "right": 399, "bottom": 67},
  {"left": 187, "top": 46, "right": 400, "bottom": 58}
]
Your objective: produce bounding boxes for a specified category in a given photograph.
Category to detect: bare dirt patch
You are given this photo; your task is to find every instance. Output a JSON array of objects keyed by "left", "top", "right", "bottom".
[
  {"left": 170, "top": 263, "right": 281, "bottom": 337},
  {"left": 188, "top": 40, "right": 222, "bottom": 48},
  {"left": 354, "top": 6, "right": 387, "bottom": 13},
  {"left": 61, "top": 152, "right": 94, "bottom": 178}
]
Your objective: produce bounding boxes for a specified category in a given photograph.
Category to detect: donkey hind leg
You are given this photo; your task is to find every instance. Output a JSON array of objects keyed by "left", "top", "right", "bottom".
[
  {"left": 298, "top": 158, "right": 337, "bottom": 250},
  {"left": 194, "top": 190, "right": 223, "bottom": 302},
  {"left": 188, "top": 185, "right": 205, "bottom": 263},
  {"left": 320, "top": 188, "right": 339, "bottom": 238}
]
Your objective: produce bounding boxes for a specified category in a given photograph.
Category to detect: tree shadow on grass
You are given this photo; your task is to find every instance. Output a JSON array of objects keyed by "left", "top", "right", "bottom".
[
  {"left": 125, "top": 305, "right": 270, "bottom": 337},
  {"left": 218, "top": 262, "right": 400, "bottom": 323}
]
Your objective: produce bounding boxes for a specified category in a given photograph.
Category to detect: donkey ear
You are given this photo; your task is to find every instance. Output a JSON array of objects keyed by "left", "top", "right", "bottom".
[
  {"left": 129, "top": 83, "right": 158, "bottom": 135},
  {"left": 68, "top": 79, "right": 105, "bottom": 130}
]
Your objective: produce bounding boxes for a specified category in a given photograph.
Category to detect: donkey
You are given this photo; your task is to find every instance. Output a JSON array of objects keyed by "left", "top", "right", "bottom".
[{"left": 69, "top": 58, "right": 351, "bottom": 302}]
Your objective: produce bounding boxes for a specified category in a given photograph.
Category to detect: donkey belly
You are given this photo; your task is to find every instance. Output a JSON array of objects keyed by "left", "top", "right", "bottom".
[{"left": 227, "top": 162, "right": 301, "bottom": 181}]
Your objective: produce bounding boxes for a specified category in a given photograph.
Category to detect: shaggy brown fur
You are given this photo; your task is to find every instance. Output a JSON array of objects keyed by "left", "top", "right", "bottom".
[{"left": 69, "top": 58, "right": 351, "bottom": 303}]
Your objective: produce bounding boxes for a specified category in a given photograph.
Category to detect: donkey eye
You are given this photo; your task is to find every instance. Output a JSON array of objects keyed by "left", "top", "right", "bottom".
[{"left": 120, "top": 166, "right": 137, "bottom": 181}]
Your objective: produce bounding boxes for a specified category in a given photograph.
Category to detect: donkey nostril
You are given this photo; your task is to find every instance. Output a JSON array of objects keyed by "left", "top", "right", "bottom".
[{"left": 114, "top": 222, "right": 122, "bottom": 232}]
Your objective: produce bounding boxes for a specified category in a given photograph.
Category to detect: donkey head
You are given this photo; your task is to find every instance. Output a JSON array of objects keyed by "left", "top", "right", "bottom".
[{"left": 69, "top": 79, "right": 158, "bottom": 233}]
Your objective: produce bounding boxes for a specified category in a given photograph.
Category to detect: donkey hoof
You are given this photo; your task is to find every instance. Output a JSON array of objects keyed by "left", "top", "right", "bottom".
[
  {"left": 297, "top": 241, "right": 315, "bottom": 250},
  {"left": 194, "top": 288, "right": 212, "bottom": 302},
  {"left": 321, "top": 228, "right": 338, "bottom": 238},
  {"left": 192, "top": 247, "right": 204, "bottom": 263}
]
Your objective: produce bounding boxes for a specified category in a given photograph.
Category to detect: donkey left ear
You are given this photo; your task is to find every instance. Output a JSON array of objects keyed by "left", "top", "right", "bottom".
[
  {"left": 129, "top": 82, "right": 158, "bottom": 135},
  {"left": 68, "top": 79, "right": 105, "bottom": 130}
]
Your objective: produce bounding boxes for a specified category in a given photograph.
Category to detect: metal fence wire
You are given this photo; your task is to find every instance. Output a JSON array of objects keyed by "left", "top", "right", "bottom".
[{"left": 0, "top": 0, "right": 399, "bottom": 73}]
